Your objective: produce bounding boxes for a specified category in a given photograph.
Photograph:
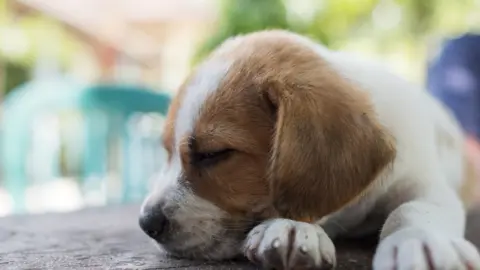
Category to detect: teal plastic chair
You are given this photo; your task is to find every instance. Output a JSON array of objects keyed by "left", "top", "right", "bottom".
[{"left": 1, "top": 78, "right": 171, "bottom": 212}]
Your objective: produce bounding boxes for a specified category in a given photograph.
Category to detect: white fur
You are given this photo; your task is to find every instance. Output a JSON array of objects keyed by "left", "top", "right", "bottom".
[
  {"left": 140, "top": 59, "right": 236, "bottom": 259},
  {"left": 244, "top": 219, "right": 336, "bottom": 269},
  {"left": 142, "top": 31, "right": 480, "bottom": 268},
  {"left": 244, "top": 32, "right": 480, "bottom": 270},
  {"left": 175, "top": 60, "right": 232, "bottom": 148}
]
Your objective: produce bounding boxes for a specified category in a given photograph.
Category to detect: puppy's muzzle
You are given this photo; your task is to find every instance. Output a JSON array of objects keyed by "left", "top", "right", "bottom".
[{"left": 139, "top": 202, "right": 169, "bottom": 241}]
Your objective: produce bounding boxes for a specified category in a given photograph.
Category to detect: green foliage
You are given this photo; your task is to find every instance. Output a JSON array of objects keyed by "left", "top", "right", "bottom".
[
  {"left": 304, "top": 0, "right": 380, "bottom": 47},
  {"left": 398, "top": 0, "right": 435, "bottom": 36},
  {"left": 2, "top": 14, "right": 79, "bottom": 67},
  {"left": 0, "top": 0, "right": 81, "bottom": 88},
  {"left": 4, "top": 62, "right": 29, "bottom": 96},
  {"left": 193, "top": 0, "right": 291, "bottom": 63},
  {"left": 194, "top": 0, "right": 480, "bottom": 65},
  {"left": 192, "top": 0, "right": 393, "bottom": 62}
]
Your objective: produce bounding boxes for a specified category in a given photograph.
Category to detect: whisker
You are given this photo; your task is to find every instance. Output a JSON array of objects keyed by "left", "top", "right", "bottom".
[{"left": 330, "top": 220, "right": 348, "bottom": 233}]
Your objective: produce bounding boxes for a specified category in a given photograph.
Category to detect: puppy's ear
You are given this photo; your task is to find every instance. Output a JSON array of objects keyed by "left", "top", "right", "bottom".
[{"left": 265, "top": 67, "right": 396, "bottom": 221}]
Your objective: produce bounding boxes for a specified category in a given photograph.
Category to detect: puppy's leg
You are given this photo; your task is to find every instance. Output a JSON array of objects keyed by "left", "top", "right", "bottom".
[
  {"left": 373, "top": 181, "right": 480, "bottom": 270},
  {"left": 244, "top": 219, "right": 336, "bottom": 269},
  {"left": 319, "top": 195, "right": 379, "bottom": 239}
]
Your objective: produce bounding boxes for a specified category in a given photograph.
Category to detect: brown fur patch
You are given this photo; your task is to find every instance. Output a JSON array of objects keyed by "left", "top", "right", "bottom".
[
  {"left": 179, "top": 72, "right": 276, "bottom": 217},
  {"left": 176, "top": 30, "right": 396, "bottom": 221},
  {"left": 162, "top": 79, "right": 189, "bottom": 160}
]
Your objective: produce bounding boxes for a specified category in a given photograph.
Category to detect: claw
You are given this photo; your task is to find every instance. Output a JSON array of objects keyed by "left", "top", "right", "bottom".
[{"left": 272, "top": 239, "right": 281, "bottom": 249}]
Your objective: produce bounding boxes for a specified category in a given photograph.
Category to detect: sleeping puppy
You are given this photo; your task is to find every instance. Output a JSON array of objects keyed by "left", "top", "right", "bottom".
[{"left": 139, "top": 30, "right": 480, "bottom": 269}]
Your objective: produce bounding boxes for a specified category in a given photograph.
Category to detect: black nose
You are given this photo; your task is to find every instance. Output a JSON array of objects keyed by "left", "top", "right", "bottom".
[{"left": 139, "top": 205, "right": 168, "bottom": 240}]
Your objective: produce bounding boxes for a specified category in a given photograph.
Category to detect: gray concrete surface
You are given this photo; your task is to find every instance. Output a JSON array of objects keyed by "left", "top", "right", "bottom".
[{"left": 0, "top": 204, "right": 479, "bottom": 269}]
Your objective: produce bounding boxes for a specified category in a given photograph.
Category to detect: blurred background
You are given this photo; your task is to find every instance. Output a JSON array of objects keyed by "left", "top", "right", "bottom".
[{"left": 0, "top": 0, "right": 479, "bottom": 216}]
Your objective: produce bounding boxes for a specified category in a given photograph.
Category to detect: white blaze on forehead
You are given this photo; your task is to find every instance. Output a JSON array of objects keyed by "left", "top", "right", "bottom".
[
  {"left": 143, "top": 60, "right": 233, "bottom": 216},
  {"left": 143, "top": 59, "right": 235, "bottom": 251},
  {"left": 174, "top": 60, "right": 232, "bottom": 150}
]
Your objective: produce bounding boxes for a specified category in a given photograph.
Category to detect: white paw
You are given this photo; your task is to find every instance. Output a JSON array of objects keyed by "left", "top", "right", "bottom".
[
  {"left": 373, "top": 227, "right": 480, "bottom": 270},
  {"left": 243, "top": 219, "right": 336, "bottom": 269}
]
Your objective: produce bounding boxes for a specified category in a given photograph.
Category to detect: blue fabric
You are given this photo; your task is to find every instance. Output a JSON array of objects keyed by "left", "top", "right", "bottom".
[{"left": 427, "top": 34, "right": 480, "bottom": 140}]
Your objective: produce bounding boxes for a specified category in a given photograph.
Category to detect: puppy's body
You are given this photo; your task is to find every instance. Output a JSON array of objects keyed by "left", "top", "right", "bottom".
[
  {"left": 140, "top": 30, "right": 480, "bottom": 269},
  {"left": 313, "top": 44, "right": 469, "bottom": 235}
]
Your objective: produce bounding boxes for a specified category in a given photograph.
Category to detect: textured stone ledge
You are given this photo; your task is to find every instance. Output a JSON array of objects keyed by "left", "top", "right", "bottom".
[{"left": 0, "top": 204, "right": 478, "bottom": 269}]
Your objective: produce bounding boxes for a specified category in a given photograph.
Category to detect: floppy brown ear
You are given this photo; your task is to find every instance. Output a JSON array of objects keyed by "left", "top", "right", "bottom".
[{"left": 265, "top": 67, "right": 396, "bottom": 221}]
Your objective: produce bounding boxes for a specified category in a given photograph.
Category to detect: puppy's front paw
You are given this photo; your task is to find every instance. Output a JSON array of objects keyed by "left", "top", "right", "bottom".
[
  {"left": 373, "top": 227, "right": 480, "bottom": 270},
  {"left": 243, "top": 219, "right": 336, "bottom": 269}
]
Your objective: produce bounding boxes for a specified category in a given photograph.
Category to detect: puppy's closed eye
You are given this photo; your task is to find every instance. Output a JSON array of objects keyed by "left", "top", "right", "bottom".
[{"left": 190, "top": 149, "right": 234, "bottom": 167}]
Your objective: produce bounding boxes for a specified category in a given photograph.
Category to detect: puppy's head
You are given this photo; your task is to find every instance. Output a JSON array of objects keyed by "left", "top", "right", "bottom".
[{"left": 139, "top": 30, "right": 396, "bottom": 260}]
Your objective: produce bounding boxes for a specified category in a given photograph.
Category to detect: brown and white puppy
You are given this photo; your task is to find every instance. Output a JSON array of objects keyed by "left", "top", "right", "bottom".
[{"left": 139, "top": 30, "right": 480, "bottom": 269}]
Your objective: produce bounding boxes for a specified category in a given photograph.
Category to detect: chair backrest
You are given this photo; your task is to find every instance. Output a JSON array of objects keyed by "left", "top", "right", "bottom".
[{"left": 1, "top": 79, "right": 171, "bottom": 213}]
